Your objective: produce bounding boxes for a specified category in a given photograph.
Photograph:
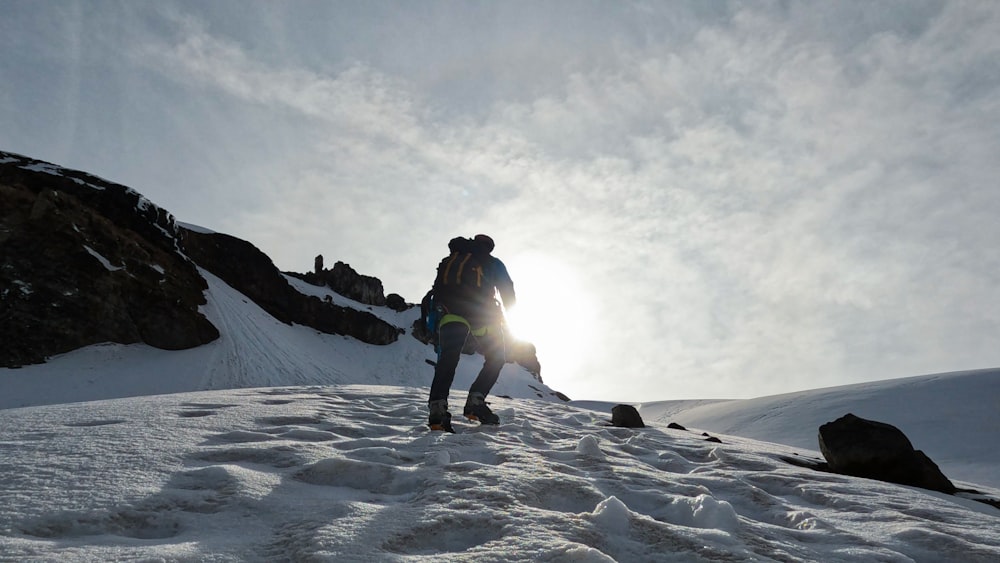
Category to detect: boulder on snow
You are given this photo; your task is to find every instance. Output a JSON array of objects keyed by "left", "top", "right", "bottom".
[
  {"left": 818, "top": 413, "right": 956, "bottom": 494},
  {"left": 611, "top": 404, "right": 645, "bottom": 428},
  {"left": 385, "top": 293, "right": 408, "bottom": 312}
]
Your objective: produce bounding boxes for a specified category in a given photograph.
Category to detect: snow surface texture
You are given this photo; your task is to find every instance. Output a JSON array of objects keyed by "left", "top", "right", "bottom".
[
  {"left": 9, "top": 259, "right": 995, "bottom": 496},
  {"left": 0, "top": 386, "right": 998, "bottom": 561}
]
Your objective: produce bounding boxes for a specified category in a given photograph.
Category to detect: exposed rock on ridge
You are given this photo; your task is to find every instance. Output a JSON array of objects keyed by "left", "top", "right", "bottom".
[
  {"left": 294, "top": 256, "right": 410, "bottom": 313},
  {"left": 0, "top": 152, "right": 218, "bottom": 367},
  {"left": 1, "top": 151, "right": 402, "bottom": 368},
  {"left": 180, "top": 230, "right": 400, "bottom": 346}
]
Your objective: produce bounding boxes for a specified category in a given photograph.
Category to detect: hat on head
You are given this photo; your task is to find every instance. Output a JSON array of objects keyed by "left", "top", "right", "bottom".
[{"left": 474, "top": 234, "right": 495, "bottom": 253}]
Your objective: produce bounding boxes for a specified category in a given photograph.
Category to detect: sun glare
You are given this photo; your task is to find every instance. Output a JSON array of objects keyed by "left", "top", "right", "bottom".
[{"left": 503, "top": 253, "right": 595, "bottom": 383}]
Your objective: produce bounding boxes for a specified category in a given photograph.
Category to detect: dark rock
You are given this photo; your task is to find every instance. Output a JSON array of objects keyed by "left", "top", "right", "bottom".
[
  {"left": 705, "top": 436, "right": 723, "bottom": 443},
  {"left": 296, "top": 260, "right": 387, "bottom": 305},
  {"left": 180, "top": 229, "right": 400, "bottom": 346},
  {"left": 410, "top": 316, "right": 434, "bottom": 346},
  {"left": 818, "top": 413, "right": 956, "bottom": 494},
  {"left": 780, "top": 455, "right": 830, "bottom": 472},
  {"left": 611, "top": 404, "right": 645, "bottom": 428},
  {"left": 325, "top": 261, "right": 385, "bottom": 305},
  {"left": 507, "top": 335, "right": 542, "bottom": 378},
  {"left": 1, "top": 152, "right": 219, "bottom": 367},
  {"left": 667, "top": 422, "right": 687, "bottom": 431},
  {"left": 385, "top": 293, "right": 408, "bottom": 312}
]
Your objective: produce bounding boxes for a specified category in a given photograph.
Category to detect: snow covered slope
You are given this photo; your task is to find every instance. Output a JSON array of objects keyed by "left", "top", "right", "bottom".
[
  {"left": 0, "top": 269, "right": 559, "bottom": 409},
  {"left": 1, "top": 385, "right": 998, "bottom": 561},
  {"left": 609, "top": 369, "right": 1000, "bottom": 490}
]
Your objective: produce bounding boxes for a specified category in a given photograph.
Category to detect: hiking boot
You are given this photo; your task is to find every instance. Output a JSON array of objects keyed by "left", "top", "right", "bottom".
[
  {"left": 428, "top": 399, "right": 455, "bottom": 433},
  {"left": 463, "top": 393, "right": 500, "bottom": 425}
]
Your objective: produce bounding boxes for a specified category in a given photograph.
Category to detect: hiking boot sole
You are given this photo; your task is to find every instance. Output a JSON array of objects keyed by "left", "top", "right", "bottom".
[{"left": 464, "top": 413, "right": 499, "bottom": 425}]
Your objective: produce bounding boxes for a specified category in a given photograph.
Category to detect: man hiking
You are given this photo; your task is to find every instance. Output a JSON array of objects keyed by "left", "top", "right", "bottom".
[{"left": 427, "top": 234, "right": 516, "bottom": 432}]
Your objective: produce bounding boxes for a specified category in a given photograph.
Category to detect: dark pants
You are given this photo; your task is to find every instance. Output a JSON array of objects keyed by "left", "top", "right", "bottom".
[{"left": 429, "top": 321, "right": 506, "bottom": 403}]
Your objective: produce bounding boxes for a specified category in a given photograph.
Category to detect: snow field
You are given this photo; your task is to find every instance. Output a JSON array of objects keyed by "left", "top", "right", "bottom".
[{"left": 1, "top": 385, "right": 998, "bottom": 561}]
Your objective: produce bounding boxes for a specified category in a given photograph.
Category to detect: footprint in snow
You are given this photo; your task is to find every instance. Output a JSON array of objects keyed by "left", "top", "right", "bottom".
[
  {"left": 257, "top": 415, "right": 325, "bottom": 426},
  {"left": 181, "top": 402, "right": 239, "bottom": 409},
  {"left": 63, "top": 419, "right": 127, "bottom": 427},
  {"left": 293, "top": 457, "right": 422, "bottom": 495},
  {"left": 17, "top": 465, "right": 245, "bottom": 540},
  {"left": 192, "top": 445, "right": 306, "bottom": 468},
  {"left": 381, "top": 513, "right": 505, "bottom": 556},
  {"left": 178, "top": 410, "right": 217, "bottom": 418},
  {"left": 207, "top": 430, "right": 277, "bottom": 444}
]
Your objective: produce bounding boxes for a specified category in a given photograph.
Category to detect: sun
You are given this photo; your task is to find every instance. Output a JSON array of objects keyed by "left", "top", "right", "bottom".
[{"left": 502, "top": 252, "right": 595, "bottom": 382}]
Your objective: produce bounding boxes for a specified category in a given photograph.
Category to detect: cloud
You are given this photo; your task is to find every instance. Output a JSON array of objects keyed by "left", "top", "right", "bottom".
[
  {"left": 3, "top": 1, "right": 999, "bottom": 400},
  {"left": 456, "top": 2, "right": 1000, "bottom": 397},
  {"left": 107, "top": 3, "right": 1000, "bottom": 398}
]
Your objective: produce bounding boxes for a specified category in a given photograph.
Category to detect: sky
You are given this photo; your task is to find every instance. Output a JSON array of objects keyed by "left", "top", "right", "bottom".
[{"left": 3, "top": 0, "right": 1000, "bottom": 402}]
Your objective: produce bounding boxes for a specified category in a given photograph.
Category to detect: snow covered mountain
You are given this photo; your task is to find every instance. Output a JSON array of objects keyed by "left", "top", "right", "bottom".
[
  {"left": 1, "top": 149, "right": 557, "bottom": 408},
  {"left": 2, "top": 150, "right": 999, "bottom": 560},
  {"left": 0, "top": 265, "right": 560, "bottom": 410},
  {"left": 631, "top": 369, "right": 1000, "bottom": 490}
]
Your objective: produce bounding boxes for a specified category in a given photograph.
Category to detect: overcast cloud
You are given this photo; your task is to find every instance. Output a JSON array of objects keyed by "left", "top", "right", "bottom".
[{"left": 3, "top": 1, "right": 999, "bottom": 401}]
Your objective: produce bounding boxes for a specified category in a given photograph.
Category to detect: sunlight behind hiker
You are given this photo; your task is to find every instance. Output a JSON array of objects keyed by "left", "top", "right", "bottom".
[{"left": 504, "top": 252, "right": 596, "bottom": 384}]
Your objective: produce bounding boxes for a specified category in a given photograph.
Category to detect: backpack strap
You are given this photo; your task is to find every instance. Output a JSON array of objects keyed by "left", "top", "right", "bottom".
[{"left": 438, "top": 251, "right": 483, "bottom": 288}]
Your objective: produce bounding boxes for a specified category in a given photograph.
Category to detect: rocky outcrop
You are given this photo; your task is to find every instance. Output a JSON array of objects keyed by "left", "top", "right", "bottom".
[
  {"left": 611, "top": 404, "right": 645, "bottom": 428},
  {"left": 299, "top": 258, "right": 408, "bottom": 311},
  {"left": 298, "top": 258, "right": 387, "bottom": 306},
  {"left": 385, "top": 293, "right": 409, "bottom": 312},
  {"left": 0, "top": 152, "right": 219, "bottom": 367},
  {"left": 180, "top": 230, "right": 400, "bottom": 345},
  {"left": 0, "top": 151, "right": 405, "bottom": 368},
  {"left": 818, "top": 413, "right": 956, "bottom": 494},
  {"left": 507, "top": 338, "right": 542, "bottom": 377},
  {"left": 328, "top": 261, "right": 385, "bottom": 305}
]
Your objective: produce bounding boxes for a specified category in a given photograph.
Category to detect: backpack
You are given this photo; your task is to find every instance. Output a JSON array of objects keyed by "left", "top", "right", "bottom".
[
  {"left": 420, "top": 289, "right": 441, "bottom": 344},
  {"left": 431, "top": 237, "right": 496, "bottom": 323}
]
